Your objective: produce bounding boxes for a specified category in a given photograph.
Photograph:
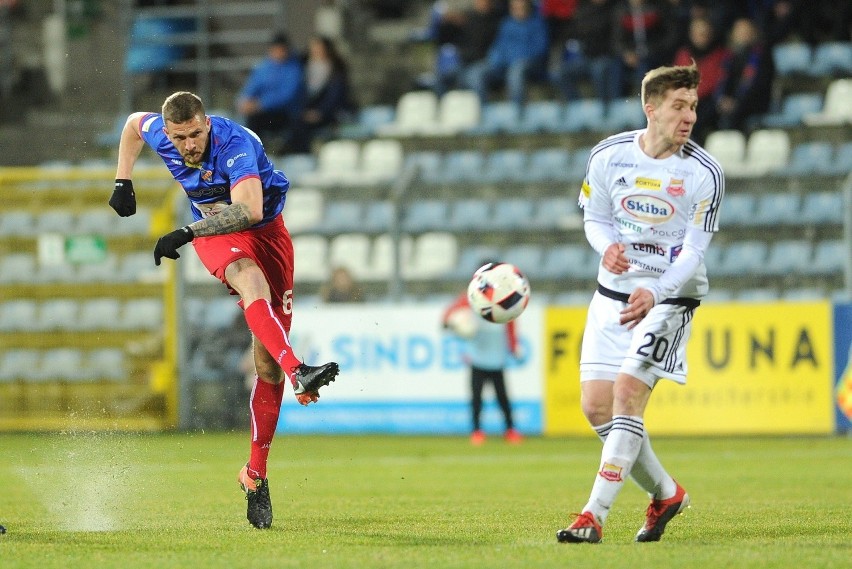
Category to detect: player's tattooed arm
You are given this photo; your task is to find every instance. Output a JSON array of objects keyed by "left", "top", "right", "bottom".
[{"left": 188, "top": 202, "right": 254, "bottom": 237}]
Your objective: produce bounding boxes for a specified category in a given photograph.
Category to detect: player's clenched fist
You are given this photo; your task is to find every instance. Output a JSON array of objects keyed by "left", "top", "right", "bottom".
[
  {"left": 154, "top": 226, "right": 194, "bottom": 265},
  {"left": 109, "top": 179, "right": 137, "bottom": 216}
]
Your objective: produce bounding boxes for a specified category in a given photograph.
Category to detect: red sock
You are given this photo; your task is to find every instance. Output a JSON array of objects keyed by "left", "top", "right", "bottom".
[
  {"left": 243, "top": 299, "right": 302, "bottom": 373},
  {"left": 247, "top": 377, "right": 285, "bottom": 479}
]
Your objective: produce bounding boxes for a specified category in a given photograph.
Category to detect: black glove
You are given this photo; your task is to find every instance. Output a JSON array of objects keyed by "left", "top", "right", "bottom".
[
  {"left": 110, "top": 179, "right": 137, "bottom": 217},
  {"left": 154, "top": 226, "right": 194, "bottom": 266}
]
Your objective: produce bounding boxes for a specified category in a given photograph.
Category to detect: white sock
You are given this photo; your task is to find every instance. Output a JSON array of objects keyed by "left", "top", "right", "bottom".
[
  {"left": 593, "top": 420, "right": 677, "bottom": 500},
  {"left": 584, "top": 415, "right": 644, "bottom": 524}
]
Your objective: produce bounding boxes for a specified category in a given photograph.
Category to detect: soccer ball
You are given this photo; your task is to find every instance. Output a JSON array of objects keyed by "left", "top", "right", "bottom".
[{"left": 466, "top": 262, "right": 531, "bottom": 323}]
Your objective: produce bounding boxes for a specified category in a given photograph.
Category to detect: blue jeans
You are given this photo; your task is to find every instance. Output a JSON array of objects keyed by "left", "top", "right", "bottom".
[
  {"left": 462, "top": 58, "right": 548, "bottom": 105},
  {"left": 558, "top": 54, "right": 623, "bottom": 104}
]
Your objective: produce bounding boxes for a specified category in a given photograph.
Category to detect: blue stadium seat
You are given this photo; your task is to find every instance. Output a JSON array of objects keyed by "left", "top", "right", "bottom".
[
  {"left": 469, "top": 101, "right": 522, "bottom": 135},
  {"left": 490, "top": 197, "right": 536, "bottom": 230},
  {"left": 761, "top": 93, "right": 823, "bottom": 128},
  {"left": 501, "top": 244, "right": 546, "bottom": 279},
  {"left": 0, "top": 349, "right": 41, "bottom": 382},
  {"left": 125, "top": 16, "right": 195, "bottom": 73},
  {"left": 447, "top": 245, "right": 504, "bottom": 281},
  {"left": 824, "top": 142, "right": 852, "bottom": 176},
  {"left": 480, "top": 149, "right": 528, "bottom": 183},
  {"left": 567, "top": 146, "right": 592, "bottom": 181},
  {"left": 362, "top": 200, "right": 395, "bottom": 233},
  {"left": 532, "top": 196, "right": 582, "bottom": 229},
  {"left": 782, "top": 287, "right": 825, "bottom": 301},
  {"left": 526, "top": 148, "right": 573, "bottom": 182},
  {"left": 517, "top": 101, "right": 564, "bottom": 134},
  {"left": 717, "top": 240, "right": 768, "bottom": 276},
  {"left": 280, "top": 153, "right": 317, "bottom": 183},
  {"left": 801, "top": 191, "right": 844, "bottom": 225},
  {"left": 317, "top": 200, "right": 364, "bottom": 234},
  {"left": 772, "top": 42, "right": 812, "bottom": 76},
  {"left": 405, "top": 151, "right": 444, "bottom": 184},
  {"left": 447, "top": 199, "right": 492, "bottom": 232},
  {"left": 779, "top": 141, "right": 835, "bottom": 176},
  {"left": 719, "top": 193, "right": 757, "bottom": 227},
  {"left": 539, "top": 244, "right": 595, "bottom": 280},
  {"left": 439, "top": 150, "right": 486, "bottom": 184},
  {"left": 749, "top": 192, "right": 801, "bottom": 226},
  {"left": 562, "top": 99, "right": 605, "bottom": 132},
  {"left": 602, "top": 99, "right": 646, "bottom": 131},
  {"left": 810, "top": 42, "right": 852, "bottom": 76},
  {"left": 759, "top": 240, "right": 812, "bottom": 276},
  {"left": 339, "top": 105, "right": 395, "bottom": 139},
  {"left": 803, "top": 239, "right": 846, "bottom": 276},
  {"left": 402, "top": 199, "right": 449, "bottom": 233}
]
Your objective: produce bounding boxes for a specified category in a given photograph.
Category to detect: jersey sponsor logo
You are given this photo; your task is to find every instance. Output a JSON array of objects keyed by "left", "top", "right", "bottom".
[
  {"left": 649, "top": 226, "right": 686, "bottom": 238},
  {"left": 598, "top": 462, "right": 623, "bottom": 482},
  {"left": 666, "top": 178, "right": 686, "bottom": 197},
  {"left": 615, "top": 176, "right": 629, "bottom": 188},
  {"left": 635, "top": 177, "right": 661, "bottom": 191},
  {"left": 231, "top": 247, "right": 242, "bottom": 253},
  {"left": 227, "top": 152, "right": 248, "bottom": 167},
  {"left": 621, "top": 195, "right": 675, "bottom": 223},
  {"left": 171, "top": 159, "right": 183, "bottom": 166},
  {"left": 631, "top": 242, "right": 666, "bottom": 257},
  {"left": 616, "top": 216, "right": 644, "bottom": 232},
  {"left": 581, "top": 179, "right": 592, "bottom": 198},
  {"left": 609, "top": 161, "right": 637, "bottom": 168},
  {"left": 186, "top": 185, "right": 228, "bottom": 198},
  {"left": 670, "top": 244, "right": 683, "bottom": 262}
]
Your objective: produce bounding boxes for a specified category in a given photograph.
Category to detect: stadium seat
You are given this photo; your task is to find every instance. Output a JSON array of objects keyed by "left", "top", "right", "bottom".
[
  {"left": 77, "top": 298, "right": 122, "bottom": 331},
  {"left": 0, "top": 349, "right": 41, "bottom": 382},
  {"left": 328, "top": 233, "right": 372, "bottom": 280},
  {"left": 825, "top": 142, "right": 852, "bottom": 176},
  {"left": 771, "top": 42, "right": 812, "bottom": 76},
  {"left": 406, "top": 232, "right": 458, "bottom": 279},
  {"left": 779, "top": 141, "right": 835, "bottom": 176},
  {"left": 369, "top": 233, "right": 414, "bottom": 280},
  {"left": 562, "top": 99, "right": 605, "bottom": 132},
  {"left": 302, "top": 139, "right": 361, "bottom": 186},
  {"left": 741, "top": 129, "right": 790, "bottom": 176},
  {"left": 501, "top": 244, "right": 545, "bottom": 279},
  {"left": 282, "top": 187, "right": 324, "bottom": 234},
  {"left": 803, "top": 239, "right": 846, "bottom": 276},
  {"left": 356, "top": 138, "right": 404, "bottom": 184},
  {"left": 435, "top": 89, "right": 481, "bottom": 135},
  {"left": 86, "top": 348, "right": 127, "bottom": 381},
  {"left": 539, "top": 244, "right": 591, "bottom": 280},
  {"left": 0, "top": 254, "right": 37, "bottom": 284},
  {"left": 716, "top": 240, "right": 768, "bottom": 276},
  {"left": 292, "top": 235, "right": 328, "bottom": 283},
  {"left": 317, "top": 200, "right": 364, "bottom": 235},
  {"left": 567, "top": 146, "right": 593, "bottom": 181},
  {"left": 517, "top": 100, "right": 564, "bottom": 134},
  {"left": 117, "top": 251, "right": 163, "bottom": 283},
  {"left": 480, "top": 149, "right": 528, "bottom": 184},
  {"left": 719, "top": 193, "right": 757, "bottom": 227},
  {"left": 532, "top": 196, "right": 582, "bottom": 230},
  {"left": 37, "top": 299, "right": 80, "bottom": 331},
  {"left": 735, "top": 287, "right": 781, "bottom": 302},
  {"left": 761, "top": 93, "right": 823, "bottom": 128},
  {"left": 402, "top": 199, "right": 450, "bottom": 233},
  {"left": 76, "top": 209, "right": 121, "bottom": 236},
  {"left": 801, "top": 190, "right": 845, "bottom": 225},
  {"left": 809, "top": 42, "right": 852, "bottom": 76},
  {"left": 122, "top": 298, "right": 163, "bottom": 330},
  {"left": 490, "top": 197, "right": 536, "bottom": 230},
  {"left": 759, "top": 240, "right": 812, "bottom": 276},
  {"left": 447, "top": 199, "right": 492, "bottom": 232},
  {"left": 703, "top": 288, "right": 734, "bottom": 303},
  {"left": 36, "top": 348, "right": 86, "bottom": 381},
  {"left": 279, "top": 153, "right": 318, "bottom": 184},
  {"left": 200, "top": 296, "right": 242, "bottom": 329},
  {"left": 469, "top": 101, "right": 522, "bottom": 134},
  {"left": 35, "top": 260, "right": 75, "bottom": 283},
  {"left": 114, "top": 207, "right": 152, "bottom": 236},
  {"left": 526, "top": 148, "right": 573, "bottom": 182},
  {"left": 0, "top": 210, "right": 36, "bottom": 237},
  {"left": 378, "top": 90, "right": 439, "bottom": 136},
  {"left": 804, "top": 78, "right": 852, "bottom": 126},
  {"left": 447, "top": 245, "right": 504, "bottom": 281},
  {"left": 34, "top": 209, "right": 77, "bottom": 235},
  {"left": 77, "top": 254, "right": 120, "bottom": 283},
  {"left": 0, "top": 300, "right": 39, "bottom": 331},
  {"left": 748, "top": 192, "right": 801, "bottom": 226},
  {"left": 438, "top": 150, "right": 485, "bottom": 184},
  {"left": 362, "top": 200, "right": 395, "bottom": 233},
  {"left": 602, "top": 98, "right": 646, "bottom": 132},
  {"left": 782, "top": 287, "right": 825, "bottom": 301},
  {"left": 339, "top": 105, "right": 395, "bottom": 139},
  {"left": 704, "top": 130, "right": 747, "bottom": 176},
  {"left": 125, "top": 16, "right": 193, "bottom": 74},
  {"left": 405, "top": 151, "right": 444, "bottom": 184}
]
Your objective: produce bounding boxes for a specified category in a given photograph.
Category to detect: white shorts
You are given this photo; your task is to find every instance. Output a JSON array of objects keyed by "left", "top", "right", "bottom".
[{"left": 580, "top": 286, "right": 699, "bottom": 388}]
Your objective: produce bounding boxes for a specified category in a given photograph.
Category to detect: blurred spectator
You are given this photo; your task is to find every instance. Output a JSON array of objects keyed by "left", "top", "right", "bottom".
[
  {"left": 289, "top": 36, "right": 356, "bottom": 153},
  {"left": 236, "top": 32, "right": 305, "bottom": 153},
  {"left": 613, "top": 0, "right": 681, "bottom": 95},
  {"left": 554, "top": 0, "right": 622, "bottom": 106},
  {"left": 320, "top": 266, "right": 363, "bottom": 303},
  {"left": 462, "top": 0, "right": 550, "bottom": 105},
  {"left": 539, "top": 0, "right": 579, "bottom": 48},
  {"left": 721, "top": 0, "right": 801, "bottom": 46},
  {"left": 713, "top": 18, "right": 774, "bottom": 133},
  {"left": 673, "top": 15, "right": 730, "bottom": 144},
  {"left": 429, "top": 0, "right": 505, "bottom": 96}
]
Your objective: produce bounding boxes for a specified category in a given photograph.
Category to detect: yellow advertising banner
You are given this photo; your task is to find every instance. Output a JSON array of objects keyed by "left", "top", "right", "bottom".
[{"left": 544, "top": 302, "right": 835, "bottom": 436}]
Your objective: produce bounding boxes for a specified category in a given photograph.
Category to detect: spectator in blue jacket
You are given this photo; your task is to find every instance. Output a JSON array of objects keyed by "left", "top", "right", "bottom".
[
  {"left": 236, "top": 32, "right": 305, "bottom": 150},
  {"left": 462, "top": 0, "right": 550, "bottom": 105}
]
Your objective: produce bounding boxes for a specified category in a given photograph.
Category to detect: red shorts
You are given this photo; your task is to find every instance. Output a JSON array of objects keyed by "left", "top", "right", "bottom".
[{"left": 192, "top": 215, "right": 294, "bottom": 318}]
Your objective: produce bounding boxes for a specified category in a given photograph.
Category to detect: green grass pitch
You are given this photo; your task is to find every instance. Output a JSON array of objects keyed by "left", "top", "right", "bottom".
[{"left": 0, "top": 432, "right": 850, "bottom": 568}]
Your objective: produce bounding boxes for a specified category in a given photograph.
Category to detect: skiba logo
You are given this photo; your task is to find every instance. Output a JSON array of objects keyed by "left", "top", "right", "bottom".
[{"left": 621, "top": 194, "right": 675, "bottom": 223}]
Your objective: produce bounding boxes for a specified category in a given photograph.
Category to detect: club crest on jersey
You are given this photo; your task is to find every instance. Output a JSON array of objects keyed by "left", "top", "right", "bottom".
[
  {"left": 666, "top": 178, "right": 686, "bottom": 197},
  {"left": 621, "top": 195, "right": 674, "bottom": 223},
  {"left": 201, "top": 169, "right": 213, "bottom": 181}
]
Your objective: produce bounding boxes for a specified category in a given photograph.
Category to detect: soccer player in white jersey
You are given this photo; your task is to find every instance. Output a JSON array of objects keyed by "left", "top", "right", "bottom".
[{"left": 557, "top": 63, "right": 724, "bottom": 544}]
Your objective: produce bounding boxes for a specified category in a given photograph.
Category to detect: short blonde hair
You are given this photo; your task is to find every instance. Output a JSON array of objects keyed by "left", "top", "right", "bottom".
[{"left": 641, "top": 63, "right": 701, "bottom": 107}]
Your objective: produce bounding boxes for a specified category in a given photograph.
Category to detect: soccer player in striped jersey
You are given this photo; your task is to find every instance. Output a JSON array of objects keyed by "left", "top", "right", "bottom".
[
  {"left": 557, "top": 63, "right": 724, "bottom": 543},
  {"left": 110, "top": 91, "right": 340, "bottom": 529}
]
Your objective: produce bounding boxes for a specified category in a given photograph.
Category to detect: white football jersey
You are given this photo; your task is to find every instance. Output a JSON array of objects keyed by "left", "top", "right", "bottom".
[{"left": 578, "top": 129, "right": 724, "bottom": 299}]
